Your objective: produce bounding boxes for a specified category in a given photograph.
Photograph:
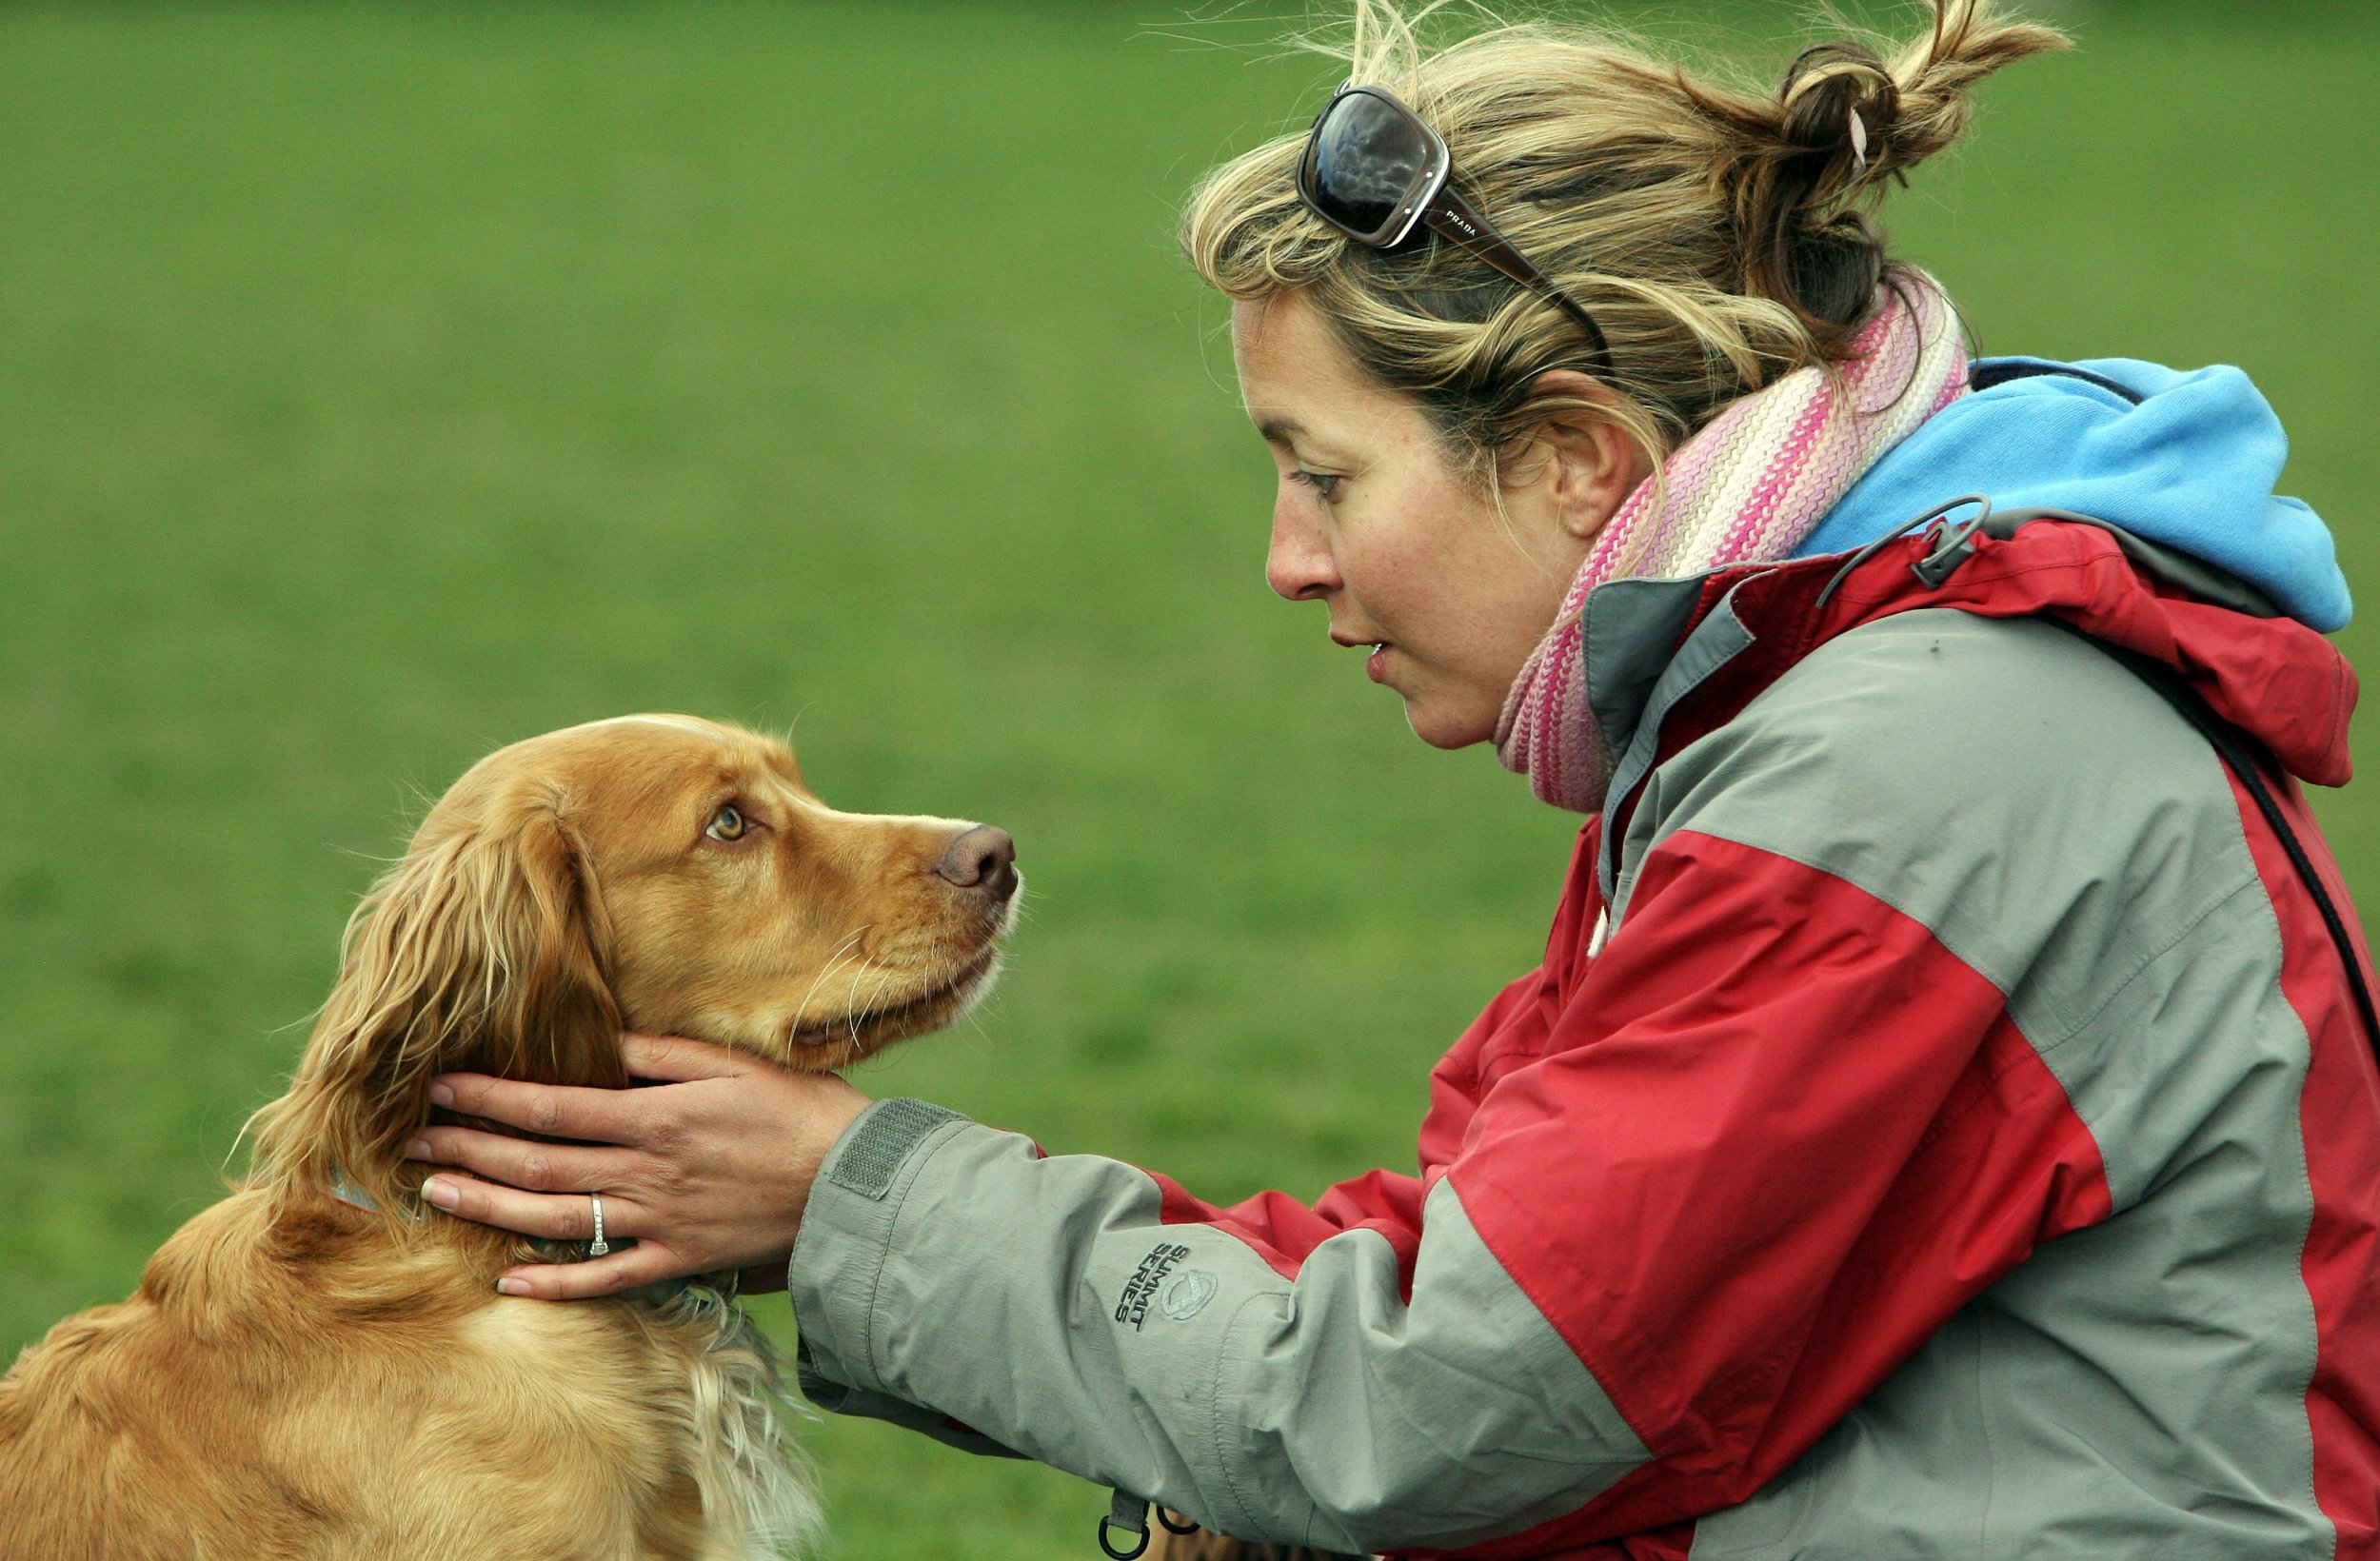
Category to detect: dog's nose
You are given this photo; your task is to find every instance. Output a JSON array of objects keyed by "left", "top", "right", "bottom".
[{"left": 935, "top": 825, "right": 1017, "bottom": 901}]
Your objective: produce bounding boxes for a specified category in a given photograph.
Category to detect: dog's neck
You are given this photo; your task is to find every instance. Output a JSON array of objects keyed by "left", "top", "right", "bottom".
[{"left": 254, "top": 1013, "right": 632, "bottom": 1240}]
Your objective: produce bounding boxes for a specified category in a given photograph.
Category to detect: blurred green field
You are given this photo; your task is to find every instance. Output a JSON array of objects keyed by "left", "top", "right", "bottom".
[{"left": 2, "top": 3, "right": 2372, "bottom": 1556}]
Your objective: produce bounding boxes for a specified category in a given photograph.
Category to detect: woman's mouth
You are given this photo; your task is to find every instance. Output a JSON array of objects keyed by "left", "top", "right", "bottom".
[{"left": 1333, "top": 633, "right": 1393, "bottom": 683}]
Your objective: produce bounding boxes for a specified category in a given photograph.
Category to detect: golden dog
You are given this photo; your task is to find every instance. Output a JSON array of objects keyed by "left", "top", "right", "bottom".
[{"left": 0, "top": 714, "right": 1016, "bottom": 1560}]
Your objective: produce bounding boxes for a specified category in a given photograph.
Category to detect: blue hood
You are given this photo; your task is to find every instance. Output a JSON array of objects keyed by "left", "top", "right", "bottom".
[{"left": 1794, "top": 357, "right": 2352, "bottom": 633}]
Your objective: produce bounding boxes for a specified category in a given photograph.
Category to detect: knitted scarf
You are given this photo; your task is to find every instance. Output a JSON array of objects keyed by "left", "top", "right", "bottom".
[{"left": 1494, "top": 269, "right": 1971, "bottom": 813}]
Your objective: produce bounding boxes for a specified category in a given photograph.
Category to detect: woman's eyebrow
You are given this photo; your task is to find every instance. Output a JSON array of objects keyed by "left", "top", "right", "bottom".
[{"left": 1255, "top": 415, "right": 1305, "bottom": 444}]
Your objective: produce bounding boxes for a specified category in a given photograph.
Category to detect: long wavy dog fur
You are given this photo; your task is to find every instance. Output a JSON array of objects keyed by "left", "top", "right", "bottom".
[{"left": 0, "top": 715, "right": 1015, "bottom": 1559}]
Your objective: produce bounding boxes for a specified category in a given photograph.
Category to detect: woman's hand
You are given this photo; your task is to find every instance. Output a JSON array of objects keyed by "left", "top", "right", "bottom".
[{"left": 404, "top": 1033, "right": 870, "bottom": 1300}]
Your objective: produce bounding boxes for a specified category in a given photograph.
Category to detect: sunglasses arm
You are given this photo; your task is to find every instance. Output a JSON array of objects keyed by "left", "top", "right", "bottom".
[{"left": 1421, "top": 186, "right": 1615, "bottom": 374}]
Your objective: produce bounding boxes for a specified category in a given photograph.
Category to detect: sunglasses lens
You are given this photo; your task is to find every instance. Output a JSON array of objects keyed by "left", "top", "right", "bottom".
[{"left": 1303, "top": 90, "right": 1433, "bottom": 241}]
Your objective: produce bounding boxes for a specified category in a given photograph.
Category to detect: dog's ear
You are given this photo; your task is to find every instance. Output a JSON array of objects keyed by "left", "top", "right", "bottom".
[{"left": 248, "top": 789, "right": 625, "bottom": 1204}]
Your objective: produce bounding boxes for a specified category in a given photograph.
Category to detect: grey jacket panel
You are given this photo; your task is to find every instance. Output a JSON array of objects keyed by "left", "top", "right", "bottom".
[
  {"left": 1635, "top": 611, "right": 2330, "bottom": 1558},
  {"left": 792, "top": 1360, "right": 1026, "bottom": 1462},
  {"left": 788, "top": 1103, "right": 1647, "bottom": 1553},
  {"left": 1691, "top": 887, "right": 2332, "bottom": 1558}
]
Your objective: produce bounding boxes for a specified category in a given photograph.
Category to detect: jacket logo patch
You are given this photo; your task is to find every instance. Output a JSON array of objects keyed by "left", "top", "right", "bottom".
[
  {"left": 1158, "top": 1269, "right": 1219, "bottom": 1322},
  {"left": 1115, "top": 1242, "right": 1190, "bottom": 1331}
]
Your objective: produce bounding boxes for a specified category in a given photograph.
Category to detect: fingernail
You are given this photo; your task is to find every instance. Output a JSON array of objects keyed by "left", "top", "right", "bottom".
[
  {"left": 403, "top": 1137, "right": 433, "bottom": 1160},
  {"left": 422, "top": 1176, "right": 459, "bottom": 1210},
  {"left": 497, "top": 1277, "right": 531, "bottom": 1296},
  {"left": 428, "top": 1082, "right": 454, "bottom": 1108}
]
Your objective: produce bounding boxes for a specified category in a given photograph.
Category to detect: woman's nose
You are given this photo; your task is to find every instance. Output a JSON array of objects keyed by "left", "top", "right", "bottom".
[{"left": 1265, "top": 499, "right": 1339, "bottom": 602}]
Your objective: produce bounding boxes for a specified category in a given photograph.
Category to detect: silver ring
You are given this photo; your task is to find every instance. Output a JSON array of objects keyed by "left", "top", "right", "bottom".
[{"left": 587, "top": 1193, "right": 609, "bottom": 1257}]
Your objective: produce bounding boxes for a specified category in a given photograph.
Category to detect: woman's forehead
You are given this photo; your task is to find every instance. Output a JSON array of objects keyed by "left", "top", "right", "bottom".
[
  {"left": 1231, "top": 292, "right": 1330, "bottom": 371},
  {"left": 1233, "top": 293, "right": 1405, "bottom": 442}
]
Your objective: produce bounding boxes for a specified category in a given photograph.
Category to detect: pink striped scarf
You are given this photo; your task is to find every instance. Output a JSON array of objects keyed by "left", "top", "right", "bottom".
[{"left": 1494, "top": 270, "right": 1970, "bottom": 813}]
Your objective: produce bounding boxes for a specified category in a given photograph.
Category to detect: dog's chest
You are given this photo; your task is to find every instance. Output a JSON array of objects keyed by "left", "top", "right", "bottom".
[{"left": 465, "top": 1286, "right": 822, "bottom": 1558}]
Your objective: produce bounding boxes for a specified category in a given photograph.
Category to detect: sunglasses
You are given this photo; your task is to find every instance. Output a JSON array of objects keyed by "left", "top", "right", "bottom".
[{"left": 1298, "top": 81, "right": 1614, "bottom": 374}]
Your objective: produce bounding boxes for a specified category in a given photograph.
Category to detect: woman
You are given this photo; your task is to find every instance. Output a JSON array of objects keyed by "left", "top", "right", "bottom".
[{"left": 407, "top": 3, "right": 2380, "bottom": 1555}]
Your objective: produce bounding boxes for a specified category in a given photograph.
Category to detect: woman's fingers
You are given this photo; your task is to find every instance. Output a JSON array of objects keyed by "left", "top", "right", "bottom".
[
  {"left": 497, "top": 1244, "right": 689, "bottom": 1301},
  {"left": 416, "top": 1169, "right": 718, "bottom": 1299},
  {"left": 407, "top": 1052, "right": 869, "bottom": 1298},
  {"left": 419, "top": 1167, "right": 641, "bottom": 1244},
  {"left": 407, "top": 1123, "right": 637, "bottom": 1197},
  {"left": 621, "top": 1032, "right": 749, "bottom": 1083},
  {"left": 426, "top": 1072, "right": 642, "bottom": 1145}
]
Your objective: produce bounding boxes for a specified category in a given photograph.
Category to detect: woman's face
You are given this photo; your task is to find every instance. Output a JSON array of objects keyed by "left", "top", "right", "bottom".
[{"left": 1231, "top": 290, "right": 1642, "bottom": 749}]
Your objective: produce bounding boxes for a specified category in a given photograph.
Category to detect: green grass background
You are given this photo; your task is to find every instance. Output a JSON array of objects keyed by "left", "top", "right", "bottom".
[{"left": 2, "top": 3, "right": 2371, "bottom": 1554}]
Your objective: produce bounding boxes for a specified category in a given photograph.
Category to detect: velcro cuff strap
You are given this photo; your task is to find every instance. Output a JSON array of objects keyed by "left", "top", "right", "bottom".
[{"left": 825, "top": 1097, "right": 963, "bottom": 1200}]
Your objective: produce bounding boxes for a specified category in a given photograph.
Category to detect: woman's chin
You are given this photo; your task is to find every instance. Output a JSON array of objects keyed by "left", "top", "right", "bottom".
[{"left": 1398, "top": 691, "right": 1499, "bottom": 750}]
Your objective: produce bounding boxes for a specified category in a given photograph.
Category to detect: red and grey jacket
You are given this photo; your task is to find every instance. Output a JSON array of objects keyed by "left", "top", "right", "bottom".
[{"left": 788, "top": 515, "right": 2378, "bottom": 1558}]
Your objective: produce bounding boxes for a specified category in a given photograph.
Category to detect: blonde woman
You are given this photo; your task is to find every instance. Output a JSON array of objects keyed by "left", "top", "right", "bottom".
[{"left": 407, "top": 4, "right": 2379, "bottom": 1555}]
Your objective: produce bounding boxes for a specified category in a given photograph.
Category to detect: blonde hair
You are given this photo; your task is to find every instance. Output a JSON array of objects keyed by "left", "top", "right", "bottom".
[{"left": 1182, "top": 0, "right": 2067, "bottom": 481}]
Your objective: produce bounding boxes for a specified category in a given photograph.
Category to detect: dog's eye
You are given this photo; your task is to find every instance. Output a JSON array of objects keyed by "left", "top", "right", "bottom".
[{"left": 704, "top": 804, "right": 747, "bottom": 841}]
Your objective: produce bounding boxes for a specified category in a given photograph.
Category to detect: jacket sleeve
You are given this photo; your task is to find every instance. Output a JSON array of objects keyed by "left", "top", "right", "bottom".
[
  {"left": 786, "top": 812, "right": 2112, "bottom": 1556},
  {"left": 785, "top": 1095, "right": 1651, "bottom": 1555}
]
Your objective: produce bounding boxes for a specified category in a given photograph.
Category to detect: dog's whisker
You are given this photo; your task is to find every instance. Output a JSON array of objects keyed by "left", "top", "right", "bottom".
[
  {"left": 790, "top": 925, "right": 873, "bottom": 1037},
  {"left": 867, "top": 965, "right": 900, "bottom": 1018},
  {"left": 842, "top": 958, "right": 882, "bottom": 1046}
]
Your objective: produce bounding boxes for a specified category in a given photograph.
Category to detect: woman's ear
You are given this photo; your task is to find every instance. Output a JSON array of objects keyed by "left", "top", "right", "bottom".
[
  {"left": 1514, "top": 368, "right": 1655, "bottom": 544},
  {"left": 248, "top": 790, "right": 625, "bottom": 1203}
]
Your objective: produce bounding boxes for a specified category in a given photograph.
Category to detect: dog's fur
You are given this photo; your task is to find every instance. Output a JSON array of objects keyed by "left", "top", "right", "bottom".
[{"left": 0, "top": 715, "right": 1013, "bottom": 1560}]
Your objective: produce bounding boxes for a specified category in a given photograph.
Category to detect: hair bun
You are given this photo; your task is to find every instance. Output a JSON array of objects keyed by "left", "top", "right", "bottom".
[
  {"left": 1779, "top": 42, "right": 1900, "bottom": 204},
  {"left": 1729, "top": 1, "right": 2069, "bottom": 334}
]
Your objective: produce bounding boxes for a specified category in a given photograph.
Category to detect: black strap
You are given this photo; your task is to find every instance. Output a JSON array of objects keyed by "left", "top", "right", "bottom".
[
  {"left": 1969, "top": 359, "right": 2147, "bottom": 405},
  {"left": 2042, "top": 619, "right": 2380, "bottom": 1064}
]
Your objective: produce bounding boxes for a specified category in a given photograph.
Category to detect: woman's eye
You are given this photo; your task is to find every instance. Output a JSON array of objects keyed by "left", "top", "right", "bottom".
[
  {"left": 705, "top": 804, "right": 747, "bottom": 841},
  {"left": 1288, "top": 468, "right": 1342, "bottom": 503}
]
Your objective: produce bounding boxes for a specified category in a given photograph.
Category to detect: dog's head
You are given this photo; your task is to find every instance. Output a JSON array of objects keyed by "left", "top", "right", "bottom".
[{"left": 252, "top": 715, "right": 1014, "bottom": 1199}]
